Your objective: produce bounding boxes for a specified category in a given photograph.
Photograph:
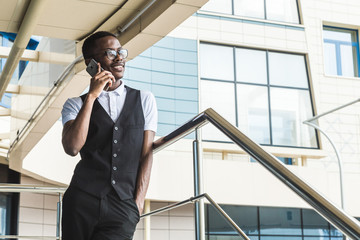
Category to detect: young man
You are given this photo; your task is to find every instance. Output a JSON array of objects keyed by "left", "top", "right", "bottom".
[{"left": 61, "top": 31, "right": 157, "bottom": 240}]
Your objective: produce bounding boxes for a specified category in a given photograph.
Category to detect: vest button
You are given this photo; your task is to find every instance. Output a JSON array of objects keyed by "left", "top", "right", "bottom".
[
  {"left": 113, "top": 153, "right": 117, "bottom": 157},
  {"left": 113, "top": 166, "right": 117, "bottom": 171},
  {"left": 114, "top": 127, "right": 118, "bottom": 130},
  {"left": 112, "top": 180, "right": 116, "bottom": 185},
  {"left": 114, "top": 140, "right": 118, "bottom": 144}
]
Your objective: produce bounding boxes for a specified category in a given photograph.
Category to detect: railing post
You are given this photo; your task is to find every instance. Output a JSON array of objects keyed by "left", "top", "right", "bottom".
[
  {"left": 193, "top": 129, "right": 205, "bottom": 240},
  {"left": 57, "top": 192, "right": 62, "bottom": 239}
]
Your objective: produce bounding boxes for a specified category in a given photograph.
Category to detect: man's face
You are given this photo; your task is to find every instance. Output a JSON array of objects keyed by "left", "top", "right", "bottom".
[{"left": 92, "top": 36, "right": 125, "bottom": 81}]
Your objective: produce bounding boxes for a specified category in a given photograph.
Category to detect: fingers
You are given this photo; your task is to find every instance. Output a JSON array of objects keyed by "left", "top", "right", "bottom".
[{"left": 89, "top": 70, "right": 116, "bottom": 96}]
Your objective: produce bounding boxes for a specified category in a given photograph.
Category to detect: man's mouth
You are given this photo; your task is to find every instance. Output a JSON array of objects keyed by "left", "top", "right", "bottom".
[{"left": 112, "top": 63, "right": 125, "bottom": 71}]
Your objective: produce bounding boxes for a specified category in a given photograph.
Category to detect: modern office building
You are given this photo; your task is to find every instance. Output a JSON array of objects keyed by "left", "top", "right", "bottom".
[{"left": 0, "top": 0, "right": 360, "bottom": 239}]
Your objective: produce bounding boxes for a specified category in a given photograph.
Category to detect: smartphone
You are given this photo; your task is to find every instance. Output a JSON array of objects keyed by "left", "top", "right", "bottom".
[
  {"left": 86, "top": 59, "right": 111, "bottom": 91},
  {"left": 86, "top": 58, "right": 103, "bottom": 77}
]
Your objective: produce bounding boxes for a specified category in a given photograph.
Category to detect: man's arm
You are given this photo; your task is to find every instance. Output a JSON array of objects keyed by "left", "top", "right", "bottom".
[
  {"left": 62, "top": 64, "right": 115, "bottom": 156},
  {"left": 135, "top": 130, "right": 155, "bottom": 214}
]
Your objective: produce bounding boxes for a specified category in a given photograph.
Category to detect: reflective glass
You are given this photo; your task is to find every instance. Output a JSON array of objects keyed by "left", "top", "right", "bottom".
[
  {"left": 201, "top": 81, "right": 235, "bottom": 141},
  {"left": 237, "top": 84, "right": 270, "bottom": 144},
  {"left": 260, "top": 207, "right": 302, "bottom": 235},
  {"left": 234, "top": 0, "right": 264, "bottom": 19},
  {"left": 304, "top": 238, "right": 330, "bottom": 240},
  {"left": 0, "top": 194, "right": 5, "bottom": 235},
  {"left": 323, "top": 42, "right": 337, "bottom": 76},
  {"left": 266, "top": 0, "right": 299, "bottom": 23},
  {"left": 221, "top": 205, "right": 259, "bottom": 235},
  {"left": 200, "top": 0, "right": 232, "bottom": 14},
  {"left": 236, "top": 48, "right": 267, "bottom": 84},
  {"left": 200, "top": 44, "right": 234, "bottom": 81},
  {"left": 261, "top": 237, "right": 302, "bottom": 240},
  {"left": 302, "top": 209, "right": 330, "bottom": 236},
  {"left": 270, "top": 88, "right": 317, "bottom": 147},
  {"left": 268, "top": 52, "right": 308, "bottom": 88},
  {"left": 323, "top": 28, "right": 355, "bottom": 42},
  {"left": 209, "top": 236, "right": 259, "bottom": 240},
  {"left": 340, "top": 44, "right": 358, "bottom": 77}
]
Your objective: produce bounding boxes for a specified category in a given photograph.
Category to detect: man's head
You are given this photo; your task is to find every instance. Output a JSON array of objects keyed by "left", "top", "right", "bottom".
[{"left": 82, "top": 31, "right": 126, "bottom": 81}]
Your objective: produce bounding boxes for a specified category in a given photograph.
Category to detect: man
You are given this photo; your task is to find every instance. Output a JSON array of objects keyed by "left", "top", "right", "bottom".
[{"left": 61, "top": 31, "right": 157, "bottom": 240}]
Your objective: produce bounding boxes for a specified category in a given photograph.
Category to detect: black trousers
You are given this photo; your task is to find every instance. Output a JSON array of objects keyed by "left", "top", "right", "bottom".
[{"left": 62, "top": 186, "right": 140, "bottom": 240}]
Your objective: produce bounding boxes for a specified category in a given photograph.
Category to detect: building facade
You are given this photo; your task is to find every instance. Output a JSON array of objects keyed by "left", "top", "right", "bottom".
[{"left": 1, "top": 0, "right": 360, "bottom": 239}]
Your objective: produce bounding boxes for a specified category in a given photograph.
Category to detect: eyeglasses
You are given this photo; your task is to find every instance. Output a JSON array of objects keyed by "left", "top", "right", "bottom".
[{"left": 103, "top": 49, "right": 128, "bottom": 60}]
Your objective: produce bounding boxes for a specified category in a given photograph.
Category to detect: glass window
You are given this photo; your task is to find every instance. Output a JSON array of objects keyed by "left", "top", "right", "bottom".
[
  {"left": 201, "top": 0, "right": 300, "bottom": 24},
  {"left": 268, "top": 52, "right": 308, "bottom": 88},
  {"left": 266, "top": 0, "right": 300, "bottom": 24},
  {"left": 236, "top": 48, "right": 267, "bottom": 84},
  {"left": 270, "top": 88, "right": 317, "bottom": 147},
  {"left": 260, "top": 207, "right": 302, "bottom": 235},
  {"left": 201, "top": 80, "right": 235, "bottom": 141},
  {"left": 200, "top": 44, "right": 234, "bottom": 81},
  {"left": 323, "top": 26, "right": 359, "bottom": 77},
  {"left": 200, "top": 43, "right": 318, "bottom": 148},
  {"left": 302, "top": 209, "right": 330, "bottom": 236},
  {"left": 237, "top": 84, "right": 270, "bottom": 144},
  {"left": 201, "top": 0, "right": 232, "bottom": 14},
  {"left": 234, "top": 0, "right": 264, "bottom": 19}
]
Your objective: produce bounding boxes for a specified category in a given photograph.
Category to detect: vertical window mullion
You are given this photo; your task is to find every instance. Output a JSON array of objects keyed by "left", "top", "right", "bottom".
[
  {"left": 233, "top": 47, "right": 239, "bottom": 127},
  {"left": 264, "top": 0, "right": 267, "bottom": 20},
  {"left": 335, "top": 42, "right": 343, "bottom": 75},
  {"left": 266, "top": 51, "right": 273, "bottom": 145}
]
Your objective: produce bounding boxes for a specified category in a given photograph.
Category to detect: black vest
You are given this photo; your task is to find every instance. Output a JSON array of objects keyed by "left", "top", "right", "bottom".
[{"left": 69, "top": 86, "right": 145, "bottom": 200}]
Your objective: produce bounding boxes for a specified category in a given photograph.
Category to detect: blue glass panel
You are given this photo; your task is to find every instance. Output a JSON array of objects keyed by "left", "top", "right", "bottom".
[
  {"left": 155, "top": 97, "right": 175, "bottom": 111},
  {"left": 152, "top": 46, "right": 174, "bottom": 61},
  {"left": 175, "top": 75, "right": 198, "bottom": 88},
  {"left": 304, "top": 237, "right": 330, "bottom": 240},
  {"left": 175, "top": 100, "right": 198, "bottom": 113},
  {"left": 157, "top": 123, "right": 177, "bottom": 136},
  {"left": 155, "top": 37, "right": 174, "bottom": 49},
  {"left": 174, "top": 38, "right": 197, "bottom": 51},
  {"left": 158, "top": 110, "right": 175, "bottom": 124},
  {"left": 151, "top": 84, "right": 175, "bottom": 98},
  {"left": 127, "top": 56, "right": 151, "bottom": 69},
  {"left": 140, "top": 47, "right": 151, "bottom": 57},
  {"left": 302, "top": 209, "right": 330, "bottom": 236},
  {"left": 175, "top": 112, "right": 197, "bottom": 125},
  {"left": 126, "top": 67, "right": 151, "bottom": 82},
  {"left": 152, "top": 58, "right": 174, "bottom": 73},
  {"left": 260, "top": 207, "right": 302, "bottom": 235},
  {"left": 151, "top": 71, "right": 175, "bottom": 85},
  {"left": 261, "top": 237, "right": 301, "bottom": 240},
  {"left": 175, "top": 62, "right": 198, "bottom": 76},
  {"left": 175, "top": 49, "right": 197, "bottom": 64},
  {"left": 175, "top": 87, "right": 198, "bottom": 101},
  {"left": 126, "top": 80, "right": 151, "bottom": 91}
]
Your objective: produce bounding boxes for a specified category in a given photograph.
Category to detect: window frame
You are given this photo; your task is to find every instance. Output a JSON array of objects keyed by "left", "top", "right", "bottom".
[
  {"left": 323, "top": 25, "right": 360, "bottom": 77},
  {"left": 200, "top": 42, "right": 319, "bottom": 149},
  {"left": 200, "top": 0, "right": 301, "bottom": 24}
]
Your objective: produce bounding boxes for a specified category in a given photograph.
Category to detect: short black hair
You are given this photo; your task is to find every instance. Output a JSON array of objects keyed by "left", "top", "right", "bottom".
[{"left": 82, "top": 31, "right": 117, "bottom": 59}]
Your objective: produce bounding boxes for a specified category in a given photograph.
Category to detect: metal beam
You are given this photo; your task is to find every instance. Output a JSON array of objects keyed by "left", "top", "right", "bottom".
[{"left": 0, "top": 0, "right": 48, "bottom": 99}]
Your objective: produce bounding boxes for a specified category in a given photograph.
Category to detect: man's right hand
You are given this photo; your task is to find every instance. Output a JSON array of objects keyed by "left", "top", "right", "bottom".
[{"left": 88, "top": 63, "right": 115, "bottom": 98}]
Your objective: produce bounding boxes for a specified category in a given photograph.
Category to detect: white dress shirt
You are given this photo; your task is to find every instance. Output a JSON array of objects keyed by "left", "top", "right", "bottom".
[{"left": 61, "top": 82, "right": 157, "bottom": 132}]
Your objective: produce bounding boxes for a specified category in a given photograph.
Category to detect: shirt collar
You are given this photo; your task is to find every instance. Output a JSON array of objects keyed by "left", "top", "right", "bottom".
[{"left": 99, "top": 80, "right": 125, "bottom": 98}]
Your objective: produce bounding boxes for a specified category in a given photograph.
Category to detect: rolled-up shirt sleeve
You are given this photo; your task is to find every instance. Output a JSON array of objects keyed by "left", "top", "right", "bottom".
[
  {"left": 61, "top": 97, "right": 82, "bottom": 126},
  {"left": 140, "top": 91, "right": 158, "bottom": 133}
]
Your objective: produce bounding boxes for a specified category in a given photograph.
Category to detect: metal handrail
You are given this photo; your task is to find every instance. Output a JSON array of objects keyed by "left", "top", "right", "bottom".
[
  {"left": 0, "top": 184, "right": 66, "bottom": 193},
  {"left": 0, "top": 185, "right": 249, "bottom": 240},
  {"left": 2, "top": 108, "right": 360, "bottom": 239},
  {"left": 152, "top": 108, "right": 360, "bottom": 240},
  {"left": 141, "top": 193, "right": 249, "bottom": 240}
]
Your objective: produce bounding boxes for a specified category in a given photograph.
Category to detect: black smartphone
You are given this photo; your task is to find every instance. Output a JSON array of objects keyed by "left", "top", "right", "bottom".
[
  {"left": 86, "top": 59, "right": 111, "bottom": 91},
  {"left": 86, "top": 58, "right": 103, "bottom": 77}
]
